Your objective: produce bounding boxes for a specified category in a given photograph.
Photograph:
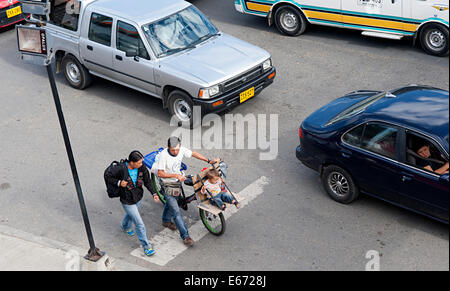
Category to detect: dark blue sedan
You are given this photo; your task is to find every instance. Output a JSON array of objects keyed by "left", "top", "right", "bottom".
[{"left": 296, "top": 85, "right": 449, "bottom": 224}]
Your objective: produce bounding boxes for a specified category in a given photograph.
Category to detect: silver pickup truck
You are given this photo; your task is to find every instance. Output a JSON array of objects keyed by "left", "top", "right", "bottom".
[{"left": 31, "top": 0, "right": 276, "bottom": 124}]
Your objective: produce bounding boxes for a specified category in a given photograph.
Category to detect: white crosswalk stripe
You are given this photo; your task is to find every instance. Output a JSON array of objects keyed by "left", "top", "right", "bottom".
[{"left": 130, "top": 176, "right": 269, "bottom": 266}]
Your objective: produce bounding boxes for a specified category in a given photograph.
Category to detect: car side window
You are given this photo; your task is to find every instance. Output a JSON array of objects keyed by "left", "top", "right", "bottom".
[
  {"left": 88, "top": 13, "right": 113, "bottom": 46},
  {"left": 116, "top": 21, "right": 150, "bottom": 60},
  {"left": 342, "top": 124, "right": 365, "bottom": 147},
  {"left": 361, "top": 123, "right": 398, "bottom": 159},
  {"left": 405, "top": 132, "right": 448, "bottom": 174}
]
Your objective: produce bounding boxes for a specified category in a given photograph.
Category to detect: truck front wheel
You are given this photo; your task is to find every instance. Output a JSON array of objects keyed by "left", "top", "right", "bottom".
[
  {"left": 62, "top": 55, "right": 92, "bottom": 89},
  {"left": 167, "top": 90, "right": 197, "bottom": 128}
]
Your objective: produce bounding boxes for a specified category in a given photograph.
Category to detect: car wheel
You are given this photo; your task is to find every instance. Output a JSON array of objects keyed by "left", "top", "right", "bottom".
[
  {"left": 274, "top": 5, "right": 307, "bottom": 36},
  {"left": 167, "top": 90, "right": 197, "bottom": 128},
  {"left": 62, "top": 54, "right": 92, "bottom": 89},
  {"left": 420, "top": 23, "right": 449, "bottom": 57},
  {"left": 322, "top": 165, "right": 359, "bottom": 204}
]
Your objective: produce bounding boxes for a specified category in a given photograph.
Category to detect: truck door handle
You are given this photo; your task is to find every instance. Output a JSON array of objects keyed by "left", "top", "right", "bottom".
[
  {"left": 87, "top": 45, "right": 93, "bottom": 51},
  {"left": 116, "top": 55, "right": 123, "bottom": 61}
]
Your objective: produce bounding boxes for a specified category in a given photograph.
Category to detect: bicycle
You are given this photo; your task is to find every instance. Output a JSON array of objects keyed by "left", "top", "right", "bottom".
[{"left": 144, "top": 150, "right": 242, "bottom": 236}]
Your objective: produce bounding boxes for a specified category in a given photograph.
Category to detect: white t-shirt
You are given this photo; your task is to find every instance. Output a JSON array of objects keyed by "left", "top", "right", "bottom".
[{"left": 157, "top": 147, "right": 192, "bottom": 183}]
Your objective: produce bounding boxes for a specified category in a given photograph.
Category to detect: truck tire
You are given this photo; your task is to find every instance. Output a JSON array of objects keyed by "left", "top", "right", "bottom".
[
  {"left": 167, "top": 90, "right": 198, "bottom": 128},
  {"left": 62, "top": 54, "right": 92, "bottom": 89},
  {"left": 274, "top": 5, "right": 307, "bottom": 36},
  {"left": 420, "top": 23, "right": 449, "bottom": 57},
  {"left": 322, "top": 165, "right": 359, "bottom": 204}
]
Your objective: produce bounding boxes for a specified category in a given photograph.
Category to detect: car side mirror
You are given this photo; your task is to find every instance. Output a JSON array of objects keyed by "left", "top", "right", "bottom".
[{"left": 439, "top": 173, "right": 449, "bottom": 184}]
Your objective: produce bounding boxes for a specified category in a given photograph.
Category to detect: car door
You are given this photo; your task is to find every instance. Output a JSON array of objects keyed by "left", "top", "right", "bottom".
[
  {"left": 341, "top": 0, "right": 404, "bottom": 33},
  {"left": 79, "top": 11, "right": 114, "bottom": 78},
  {"left": 397, "top": 129, "right": 449, "bottom": 222},
  {"left": 298, "top": 0, "right": 343, "bottom": 25},
  {"left": 340, "top": 122, "right": 403, "bottom": 203},
  {"left": 112, "top": 19, "right": 158, "bottom": 94}
]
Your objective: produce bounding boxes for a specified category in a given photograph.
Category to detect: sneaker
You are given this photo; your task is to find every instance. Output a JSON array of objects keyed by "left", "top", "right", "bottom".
[
  {"left": 234, "top": 202, "right": 240, "bottom": 209},
  {"left": 183, "top": 237, "right": 194, "bottom": 247},
  {"left": 123, "top": 228, "right": 135, "bottom": 237},
  {"left": 162, "top": 222, "right": 177, "bottom": 231},
  {"left": 144, "top": 247, "right": 156, "bottom": 257}
]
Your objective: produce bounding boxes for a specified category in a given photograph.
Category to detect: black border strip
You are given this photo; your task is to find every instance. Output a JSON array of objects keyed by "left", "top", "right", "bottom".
[{"left": 84, "top": 59, "right": 161, "bottom": 88}]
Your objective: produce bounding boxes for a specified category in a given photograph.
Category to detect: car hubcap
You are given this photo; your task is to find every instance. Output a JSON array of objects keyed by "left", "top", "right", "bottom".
[
  {"left": 328, "top": 172, "right": 350, "bottom": 197},
  {"left": 280, "top": 11, "right": 298, "bottom": 31},
  {"left": 66, "top": 62, "right": 81, "bottom": 84},
  {"left": 173, "top": 99, "right": 192, "bottom": 122},
  {"left": 427, "top": 30, "right": 446, "bottom": 50}
]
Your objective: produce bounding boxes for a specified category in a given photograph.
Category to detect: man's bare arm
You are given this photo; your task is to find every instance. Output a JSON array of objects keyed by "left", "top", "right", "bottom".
[{"left": 192, "top": 151, "right": 220, "bottom": 164}]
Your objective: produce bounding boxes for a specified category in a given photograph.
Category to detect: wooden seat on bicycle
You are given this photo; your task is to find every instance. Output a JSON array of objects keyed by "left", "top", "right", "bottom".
[{"left": 192, "top": 161, "right": 222, "bottom": 201}]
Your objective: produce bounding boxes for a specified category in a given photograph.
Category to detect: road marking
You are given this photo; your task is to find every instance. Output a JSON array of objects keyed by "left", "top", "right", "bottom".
[{"left": 130, "top": 176, "right": 269, "bottom": 266}]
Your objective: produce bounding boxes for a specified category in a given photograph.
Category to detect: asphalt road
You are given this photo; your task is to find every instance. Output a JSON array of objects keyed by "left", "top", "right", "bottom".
[{"left": 0, "top": 0, "right": 448, "bottom": 271}]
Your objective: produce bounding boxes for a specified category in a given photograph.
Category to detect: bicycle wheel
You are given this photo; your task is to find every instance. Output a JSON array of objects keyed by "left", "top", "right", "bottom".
[
  {"left": 152, "top": 173, "right": 166, "bottom": 204},
  {"left": 199, "top": 209, "right": 226, "bottom": 236}
]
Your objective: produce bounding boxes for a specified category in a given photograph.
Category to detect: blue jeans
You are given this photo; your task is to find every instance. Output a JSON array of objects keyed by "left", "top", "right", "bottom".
[
  {"left": 121, "top": 201, "right": 151, "bottom": 248},
  {"left": 210, "top": 192, "right": 235, "bottom": 209},
  {"left": 162, "top": 193, "right": 190, "bottom": 240}
]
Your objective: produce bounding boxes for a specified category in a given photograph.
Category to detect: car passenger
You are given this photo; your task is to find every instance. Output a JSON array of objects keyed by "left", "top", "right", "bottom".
[{"left": 416, "top": 144, "right": 449, "bottom": 175}]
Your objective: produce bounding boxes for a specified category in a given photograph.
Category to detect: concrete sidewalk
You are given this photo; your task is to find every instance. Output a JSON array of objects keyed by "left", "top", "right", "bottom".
[{"left": 0, "top": 225, "right": 150, "bottom": 271}]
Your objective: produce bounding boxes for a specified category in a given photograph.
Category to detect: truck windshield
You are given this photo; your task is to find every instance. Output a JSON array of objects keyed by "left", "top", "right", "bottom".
[{"left": 142, "top": 6, "right": 218, "bottom": 58}]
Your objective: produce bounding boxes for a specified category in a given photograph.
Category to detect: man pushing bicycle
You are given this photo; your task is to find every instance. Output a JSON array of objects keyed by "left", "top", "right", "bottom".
[{"left": 157, "top": 136, "right": 220, "bottom": 247}]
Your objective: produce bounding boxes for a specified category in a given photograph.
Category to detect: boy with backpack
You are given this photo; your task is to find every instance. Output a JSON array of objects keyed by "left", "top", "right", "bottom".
[{"left": 104, "top": 151, "right": 159, "bottom": 257}]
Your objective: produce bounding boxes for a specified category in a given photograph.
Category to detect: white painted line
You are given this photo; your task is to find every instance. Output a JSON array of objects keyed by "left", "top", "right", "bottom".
[{"left": 130, "top": 176, "right": 269, "bottom": 266}]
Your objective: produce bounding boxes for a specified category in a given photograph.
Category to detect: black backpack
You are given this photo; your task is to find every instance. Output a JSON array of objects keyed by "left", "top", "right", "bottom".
[{"left": 104, "top": 160, "right": 125, "bottom": 198}]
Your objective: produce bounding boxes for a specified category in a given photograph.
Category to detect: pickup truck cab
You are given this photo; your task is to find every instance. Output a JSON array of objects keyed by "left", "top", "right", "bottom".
[
  {"left": 32, "top": 0, "right": 276, "bottom": 124},
  {"left": 235, "top": 0, "right": 449, "bottom": 56}
]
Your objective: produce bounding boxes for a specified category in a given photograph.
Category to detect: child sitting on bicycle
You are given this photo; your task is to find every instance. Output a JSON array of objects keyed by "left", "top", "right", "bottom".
[{"left": 201, "top": 168, "right": 240, "bottom": 210}]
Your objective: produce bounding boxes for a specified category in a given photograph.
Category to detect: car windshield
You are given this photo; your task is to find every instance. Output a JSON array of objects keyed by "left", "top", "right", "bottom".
[
  {"left": 326, "top": 92, "right": 387, "bottom": 126},
  {"left": 142, "top": 6, "right": 218, "bottom": 58}
]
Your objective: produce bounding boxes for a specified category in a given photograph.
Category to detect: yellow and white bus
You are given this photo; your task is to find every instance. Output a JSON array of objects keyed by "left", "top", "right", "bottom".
[{"left": 234, "top": 0, "right": 449, "bottom": 56}]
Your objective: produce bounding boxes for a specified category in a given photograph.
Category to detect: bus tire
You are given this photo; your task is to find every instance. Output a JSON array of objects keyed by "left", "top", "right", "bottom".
[
  {"left": 274, "top": 5, "right": 307, "bottom": 36},
  {"left": 420, "top": 23, "right": 449, "bottom": 57}
]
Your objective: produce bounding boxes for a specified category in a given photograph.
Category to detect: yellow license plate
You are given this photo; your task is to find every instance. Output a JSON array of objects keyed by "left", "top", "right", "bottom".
[
  {"left": 240, "top": 87, "right": 255, "bottom": 103},
  {"left": 6, "top": 6, "right": 22, "bottom": 18}
]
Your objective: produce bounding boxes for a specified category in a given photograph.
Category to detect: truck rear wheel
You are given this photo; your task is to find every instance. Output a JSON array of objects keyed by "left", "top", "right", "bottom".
[{"left": 62, "top": 54, "right": 92, "bottom": 89}]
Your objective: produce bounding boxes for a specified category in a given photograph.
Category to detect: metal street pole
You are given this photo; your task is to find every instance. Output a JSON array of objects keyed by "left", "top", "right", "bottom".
[{"left": 46, "top": 63, "right": 103, "bottom": 261}]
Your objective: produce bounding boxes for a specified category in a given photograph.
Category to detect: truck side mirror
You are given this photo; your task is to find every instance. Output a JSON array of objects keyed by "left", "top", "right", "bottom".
[{"left": 125, "top": 49, "right": 138, "bottom": 58}]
